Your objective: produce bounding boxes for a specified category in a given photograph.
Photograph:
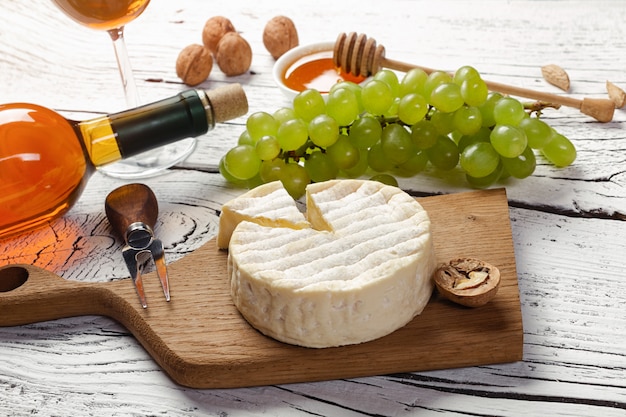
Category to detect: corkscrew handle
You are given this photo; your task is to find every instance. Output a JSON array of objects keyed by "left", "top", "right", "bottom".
[{"left": 104, "top": 183, "right": 159, "bottom": 239}]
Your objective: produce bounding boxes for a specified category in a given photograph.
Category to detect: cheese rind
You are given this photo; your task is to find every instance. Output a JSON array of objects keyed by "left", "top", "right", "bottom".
[{"left": 227, "top": 179, "right": 436, "bottom": 348}]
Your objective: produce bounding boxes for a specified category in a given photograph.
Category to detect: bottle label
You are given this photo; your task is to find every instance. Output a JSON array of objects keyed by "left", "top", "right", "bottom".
[{"left": 111, "top": 90, "right": 209, "bottom": 158}]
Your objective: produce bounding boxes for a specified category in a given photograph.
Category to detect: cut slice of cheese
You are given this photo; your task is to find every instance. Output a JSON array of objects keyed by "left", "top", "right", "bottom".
[
  {"left": 225, "top": 179, "right": 436, "bottom": 348},
  {"left": 216, "top": 181, "right": 309, "bottom": 249}
]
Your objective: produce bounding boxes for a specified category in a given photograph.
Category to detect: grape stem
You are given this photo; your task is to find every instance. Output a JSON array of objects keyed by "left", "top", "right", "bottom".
[{"left": 523, "top": 101, "right": 562, "bottom": 117}]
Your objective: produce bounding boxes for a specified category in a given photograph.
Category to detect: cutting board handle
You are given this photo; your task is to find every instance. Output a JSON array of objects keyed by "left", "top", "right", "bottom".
[{"left": 0, "top": 264, "right": 122, "bottom": 326}]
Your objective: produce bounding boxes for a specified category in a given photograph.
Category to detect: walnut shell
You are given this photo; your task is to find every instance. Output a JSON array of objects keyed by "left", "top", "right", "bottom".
[
  {"left": 176, "top": 44, "right": 213, "bottom": 86},
  {"left": 202, "top": 16, "right": 235, "bottom": 54},
  {"left": 433, "top": 258, "right": 501, "bottom": 308},
  {"left": 215, "top": 32, "right": 252, "bottom": 76},
  {"left": 263, "top": 15, "right": 299, "bottom": 59}
]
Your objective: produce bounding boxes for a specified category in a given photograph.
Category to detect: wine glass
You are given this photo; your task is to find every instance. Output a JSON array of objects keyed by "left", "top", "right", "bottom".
[{"left": 51, "top": 0, "right": 196, "bottom": 179}]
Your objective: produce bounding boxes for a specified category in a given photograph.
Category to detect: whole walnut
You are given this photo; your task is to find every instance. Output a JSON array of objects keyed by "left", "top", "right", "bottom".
[
  {"left": 215, "top": 32, "right": 252, "bottom": 76},
  {"left": 202, "top": 16, "right": 235, "bottom": 54},
  {"left": 263, "top": 16, "right": 298, "bottom": 59},
  {"left": 176, "top": 44, "right": 213, "bottom": 86}
]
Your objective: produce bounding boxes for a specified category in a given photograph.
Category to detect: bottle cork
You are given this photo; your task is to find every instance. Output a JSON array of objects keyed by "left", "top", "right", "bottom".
[{"left": 205, "top": 83, "right": 248, "bottom": 123}]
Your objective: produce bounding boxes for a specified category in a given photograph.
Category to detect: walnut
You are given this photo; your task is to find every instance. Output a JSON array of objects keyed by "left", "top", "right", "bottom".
[
  {"left": 433, "top": 258, "right": 501, "bottom": 307},
  {"left": 215, "top": 32, "right": 252, "bottom": 76},
  {"left": 263, "top": 16, "right": 299, "bottom": 59},
  {"left": 175, "top": 44, "right": 213, "bottom": 86},
  {"left": 202, "top": 16, "right": 235, "bottom": 54}
]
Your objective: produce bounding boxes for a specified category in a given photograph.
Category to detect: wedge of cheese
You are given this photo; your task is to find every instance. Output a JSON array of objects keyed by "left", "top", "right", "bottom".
[
  {"left": 225, "top": 179, "right": 436, "bottom": 348},
  {"left": 217, "top": 181, "right": 309, "bottom": 249}
]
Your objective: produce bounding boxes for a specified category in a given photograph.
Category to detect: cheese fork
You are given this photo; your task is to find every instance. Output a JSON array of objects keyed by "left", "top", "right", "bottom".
[{"left": 105, "top": 183, "right": 170, "bottom": 308}]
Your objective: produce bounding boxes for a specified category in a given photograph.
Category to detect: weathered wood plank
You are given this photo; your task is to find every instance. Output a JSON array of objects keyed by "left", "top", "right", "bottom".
[{"left": 1, "top": 0, "right": 626, "bottom": 415}]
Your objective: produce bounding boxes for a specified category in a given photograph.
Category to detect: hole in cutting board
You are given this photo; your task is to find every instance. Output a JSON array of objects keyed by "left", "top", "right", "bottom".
[{"left": 0, "top": 266, "right": 29, "bottom": 292}]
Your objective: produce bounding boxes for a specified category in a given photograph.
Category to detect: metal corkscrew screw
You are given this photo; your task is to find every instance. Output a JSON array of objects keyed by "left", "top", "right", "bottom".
[{"left": 105, "top": 183, "right": 170, "bottom": 308}]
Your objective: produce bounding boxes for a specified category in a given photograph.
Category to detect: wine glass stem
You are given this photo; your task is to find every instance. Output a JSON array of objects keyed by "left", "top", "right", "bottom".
[{"left": 108, "top": 27, "right": 141, "bottom": 108}]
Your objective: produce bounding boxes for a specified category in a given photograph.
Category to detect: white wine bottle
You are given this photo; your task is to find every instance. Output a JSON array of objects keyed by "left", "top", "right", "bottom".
[{"left": 0, "top": 84, "right": 248, "bottom": 239}]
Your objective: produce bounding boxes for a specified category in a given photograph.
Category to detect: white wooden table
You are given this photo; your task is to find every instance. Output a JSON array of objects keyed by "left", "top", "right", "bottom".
[{"left": 1, "top": 0, "right": 626, "bottom": 415}]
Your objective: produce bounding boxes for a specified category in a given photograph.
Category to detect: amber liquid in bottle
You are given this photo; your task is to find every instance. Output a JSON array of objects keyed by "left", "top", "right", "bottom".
[
  {"left": 51, "top": 0, "right": 150, "bottom": 31},
  {"left": 0, "top": 89, "right": 221, "bottom": 239}
]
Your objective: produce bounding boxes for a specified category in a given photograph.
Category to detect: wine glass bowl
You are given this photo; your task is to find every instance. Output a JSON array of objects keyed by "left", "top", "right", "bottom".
[
  {"left": 50, "top": 0, "right": 197, "bottom": 179},
  {"left": 50, "top": 0, "right": 150, "bottom": 31}
]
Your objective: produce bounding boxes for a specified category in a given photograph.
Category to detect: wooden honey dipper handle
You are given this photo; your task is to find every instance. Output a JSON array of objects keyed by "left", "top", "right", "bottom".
[{"left": 333, "top": 32, "right": 615, "bottom": 122}]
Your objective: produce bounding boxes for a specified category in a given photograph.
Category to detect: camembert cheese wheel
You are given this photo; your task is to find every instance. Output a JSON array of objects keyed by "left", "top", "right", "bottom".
[{"left": 222, "top": 179, "right": 436, "bottom": 348}]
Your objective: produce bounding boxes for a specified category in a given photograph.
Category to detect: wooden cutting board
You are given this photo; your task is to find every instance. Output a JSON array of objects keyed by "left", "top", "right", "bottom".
[{"left": 0, "top": 188, "right": 522, "bottom": 389}]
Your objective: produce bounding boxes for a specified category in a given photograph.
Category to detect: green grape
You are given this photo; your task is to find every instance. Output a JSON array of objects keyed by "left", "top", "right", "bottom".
[
  {"left": 466, "top": 162, "right": 504, "bottom": 188},
  {"left": 430, "top": 109, "right": 456, "bottom": 135},
  {"left": 427, "top": 135, "right": 459, "bottom": 170},
  {"left": 429, "top": 82, "right": 464, "bottom": 113},
  {"left": 368, "top": 142, "right": 394, "bottom": 172},
  {"left": 541, "top": 133, "right": 576, "bottom": 167},
  {"left": 246, "top": 111, "right": 279, "bottom": 142},
  {"left": 410, "top": 119, "right": 439, "bottom": 150},
  {"left": 327, "top": 134, "right": 359, "bottom": 170},
  {"left": 305, "top": 151, "right": 339, "bottom": 183},
  {"left": 361, "top": 79, "right": 394, "bottom": 115},
  {"left": 219, "top": 155, "right": 244, "bottom": 184},
  {"left": 293, "top": 89, "right": 325, "bottom": 121},
  {"left": 381, "top": 123, "right": 414, "bottom": 165},
  {"left": 518, "top": 117, "right": 552, "bottom": 149},
  {"left": 349, "top": 116, "right": 383, "bottom": 149},
  {"left": 329, "top": 81, "right": 363, "bottom": 113},
  {"left": 423, "top": 71, "right": 453, "bottom": 99},
  {"left": 457, "top": 126, "right": 491, "bottom": 152},
  {"left": 369, "top": 173, "right": 398, "bottom": 187},
  {"left": 501, "top": 146, "right": 536, "bottom": 178},
  {"left": 493, "top": 96, "right": 526, "bottom": 126},
  {"left": 238, "top": 130, "right": 253, "bottom": 145},
  {"left": 245, "top": 115, "right": 273, "bottom": 143},
  {"left": 490, "top": 124, "right": 528, "bottom": 158},
  {"left": 394, "top": 150, "right": 429, "bottom": 177},
  {"left": 479, "top": 92, "right": 503, "bottom": 127},
  {"left": 220, "top": 156, "right": 263, "bottom": 188},
  {"left": 308, "top": 114, "right": 339, "bottom": 147},
  {"left": 273, "top": 107, "right": 297, "bottom": 124},
  {"left": 223, "top": 144, "right": 262, "bottom": 180},
  {"left": 259, "top": 158, "right": 286, "bottom": 183},
  {"left": 460, "top": 141, "right": 500, "bottom": 178},
  {"left": 460, "top": 77, "right": 488, "bottom": 107},
  {"left": 255, "top": 135, "right": 281, "bottom": 160},
  {"left": 277, "top": 118, "right": 309, "bottom": 151},
  {"left": 400, "top": 68, "right": 428, "bottom": 96},
  {"left": 326, "top": 87, "right": 359, "bottom": 126},
  {"left": 398, "top": 93, "right": 428, "bottom": 125},
  {"left": 373, "top": 69, "right": 400, "bottom": 97},
  {"left": 342, "top": 147, "right": 369, "bottom": 178},
  {"left": 453, "top": 65, "right": 481, "bottom": 85},
  {"left": 453, "top": 106, "right": 483, "bottom": 135},
  {"left": 280, "top": 162, "right": 310, "bottom": 199}
]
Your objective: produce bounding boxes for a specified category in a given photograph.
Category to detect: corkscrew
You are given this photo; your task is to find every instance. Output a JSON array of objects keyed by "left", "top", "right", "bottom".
[{"left": 105, "top": 183, "right": 170, "bottom": 309}]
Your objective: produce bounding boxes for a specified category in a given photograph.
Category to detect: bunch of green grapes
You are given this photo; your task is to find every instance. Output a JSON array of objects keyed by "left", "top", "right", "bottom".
[{"left": 220, "top": 66, "right": 576, "bottom": 198}]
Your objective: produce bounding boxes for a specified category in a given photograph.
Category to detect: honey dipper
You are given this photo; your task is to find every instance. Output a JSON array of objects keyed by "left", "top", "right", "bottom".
[{"left": 333, "top": 32, "right": 615, "bottom": 122}]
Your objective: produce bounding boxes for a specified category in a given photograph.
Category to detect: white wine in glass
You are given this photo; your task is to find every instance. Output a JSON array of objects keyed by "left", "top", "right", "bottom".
[{"left": 51, "top": 0, "right": 197, "bottom": 179}]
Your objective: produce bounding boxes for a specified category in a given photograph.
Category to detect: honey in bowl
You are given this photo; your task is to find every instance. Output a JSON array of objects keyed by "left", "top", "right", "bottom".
[{"left": 282, "top": 51, "right": 366, "bottom": 94}]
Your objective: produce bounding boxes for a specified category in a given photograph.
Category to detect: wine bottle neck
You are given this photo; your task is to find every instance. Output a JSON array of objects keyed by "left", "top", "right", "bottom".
[
  {"left": 111, "top": 89, "right": 214, "bottom": 159},
  {"left": 79, "top": 89, "right": 215, "bottom": 166}
]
